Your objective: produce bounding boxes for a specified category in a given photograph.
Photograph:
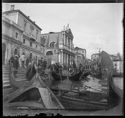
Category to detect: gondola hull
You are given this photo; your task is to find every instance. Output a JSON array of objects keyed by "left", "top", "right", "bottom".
[
  {"left": 69, "top": 71, "right": 83, "bottom": 81},
  {"left": 51, "top": 71, "right": 67, "bottom": 81},
  {"left": 57, "top": 95, "right": 108, "bottom": 110}
]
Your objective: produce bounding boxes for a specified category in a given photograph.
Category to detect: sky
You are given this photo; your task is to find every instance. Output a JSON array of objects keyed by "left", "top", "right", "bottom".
[{"left": 2, "top": 3, "right": 123, "bottom": 59}]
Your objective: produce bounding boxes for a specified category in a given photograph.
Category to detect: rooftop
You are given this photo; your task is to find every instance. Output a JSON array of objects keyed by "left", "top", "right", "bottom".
[
  {"left": 41, "top": 28, "right": 74, "bottom": 38},
  {"left": 3, "top": 9, "right": 42, "bottom": 31},
  {"left": 75, "top": 47, "right": 86, "bottom": 50}
]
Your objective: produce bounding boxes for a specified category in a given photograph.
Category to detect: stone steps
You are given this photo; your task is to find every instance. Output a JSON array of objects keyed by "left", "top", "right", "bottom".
[
  {"left": 2, "top": 65, "right": 27, "bottom": 88},
  {"left": 2, "top": 65, "right": 10, "bottom": 88}
]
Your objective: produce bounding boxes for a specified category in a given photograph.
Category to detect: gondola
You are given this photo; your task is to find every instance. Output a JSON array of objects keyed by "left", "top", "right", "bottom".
[
  {"left": 51, "top": 71, "right": 67, "bottom": 81},
  {"left": 69, "top": 70, "right": 83, "bottom": 81},
  {"left": 3, "top": 51, "right": 122, "bottom": 111},
  {"left": 52, "top": 51, "right": 121, "bottom": 110},
  {"left": 3, "top": 64, "right": 64, "bottom": 111}
]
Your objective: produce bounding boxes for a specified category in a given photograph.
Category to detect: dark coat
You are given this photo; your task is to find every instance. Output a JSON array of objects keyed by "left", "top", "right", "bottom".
[{"left": 26, "top": 63, "right": 36, "bottom": 81}]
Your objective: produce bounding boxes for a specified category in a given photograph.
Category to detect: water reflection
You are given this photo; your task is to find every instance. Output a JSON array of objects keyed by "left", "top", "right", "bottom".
[{"left": 80, "top": 76, "right": 108, "bottom": 94}]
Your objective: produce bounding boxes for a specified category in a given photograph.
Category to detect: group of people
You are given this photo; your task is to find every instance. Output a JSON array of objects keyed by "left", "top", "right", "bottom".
[
  {"left": 8, "top": 52, "right": 85, "bottom": 80},
  {"left": 49, "top": 62, "right": 83, "bottom": 76},
  {"left": 9, "top": 52, "right": 47, "bottom": 75},
  {"left": 9, "top": 53, "right": 31, "bottom": 70}
]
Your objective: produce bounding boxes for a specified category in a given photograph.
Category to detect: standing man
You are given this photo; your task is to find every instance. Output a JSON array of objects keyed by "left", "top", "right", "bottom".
[
  {"left": 20, "top": 52, "right": 26, "bottom": 68},
  {"left": 26, "top": 55, "right": 30, "bottom": 69},
  {"left": 9, "top": 55, "right": 15, "bottom": 67},
  {"left": 13, "top": 54, "right": 19, "bottom": 77}
]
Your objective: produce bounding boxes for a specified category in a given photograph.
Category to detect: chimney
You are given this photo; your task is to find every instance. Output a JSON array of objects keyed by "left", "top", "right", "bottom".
[{"left": 10, "top": 5, "right": 15, "bottom": 11}]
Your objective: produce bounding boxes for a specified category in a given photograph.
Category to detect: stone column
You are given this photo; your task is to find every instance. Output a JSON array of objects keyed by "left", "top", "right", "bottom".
[
  {"left": 70, "top": 55, "right": 71, "bottom": 65},
  {"left": 67, "top": 54, "right": 68, "bottom": 66},
  {"left": 59, "top": 53, "right": 61, "bottom": 63},
  {"left": 63, "top": 52, "right": 65, "bottom": 65},
  {"left": 60, "top": 50, "right": 63, "bottom": 65},
  {"left": 62, "top": 51, "right": 63, "bottom": 65},
  {"left": 68, "top": 54, "right": 70, "bottom": 66},
  {"left": 64, "top": 32, "right": 65, "bottom": 45},
  {"left": 67, "top": 37, "right": 68, "bottom": 47}
]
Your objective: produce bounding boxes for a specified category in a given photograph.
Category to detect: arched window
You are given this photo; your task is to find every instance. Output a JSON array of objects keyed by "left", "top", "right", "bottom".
[{"left": 50, "top": 42, "right": 55, "bottom": 48}]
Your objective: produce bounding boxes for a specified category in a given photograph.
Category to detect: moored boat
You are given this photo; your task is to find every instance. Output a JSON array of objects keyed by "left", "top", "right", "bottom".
[
  {"left": 51, "top": 51, "right": 121, "bottom": 110},
  {"left": 69, "top": 70, "right": 83, "bottom": 81},
  {"left": 51, "top": 71, "right": 67, "bottom": 81}
]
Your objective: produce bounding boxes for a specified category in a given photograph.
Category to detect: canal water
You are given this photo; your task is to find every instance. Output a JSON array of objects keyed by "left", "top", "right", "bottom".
[
  {"left": 80, "top": 76, "right": 123, "bottom": 93},
  {"left": 57, "top": 75, "right": 123, "bottom": 95},
  {"left": 113, "top": 77, "right": 123, "bottom": 90}
]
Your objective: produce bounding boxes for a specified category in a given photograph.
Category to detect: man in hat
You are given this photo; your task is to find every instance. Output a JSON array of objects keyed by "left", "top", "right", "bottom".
[{"left": 20, "top": 52, "right": 26, "bottom": 68}]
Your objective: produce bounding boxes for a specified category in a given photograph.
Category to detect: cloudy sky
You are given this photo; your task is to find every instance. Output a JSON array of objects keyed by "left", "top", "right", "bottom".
[{"left": 2, "top": 3, "right": 123, "bottom": 58}]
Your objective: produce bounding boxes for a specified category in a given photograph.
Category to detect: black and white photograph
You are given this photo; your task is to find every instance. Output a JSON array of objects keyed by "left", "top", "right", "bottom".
[{"left": 2, "top": 2, "right": 123, "bottom": 116}]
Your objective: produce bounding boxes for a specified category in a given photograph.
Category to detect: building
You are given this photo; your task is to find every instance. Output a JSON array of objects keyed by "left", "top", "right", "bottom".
[
  {"left": 2, "top": 5, "right": 44, "bottom": 65},
  {"left": 91, "top": 53, "right": 100, "bottom": 61},
  {"left": 41, "top": 26, "right": 75, "bottom": 67},
  {"left": 91, "top": 52, "right": 123, "bottom": 74},
  {"left": 110, "top": 54, "right": 123, "bottom": 74},
  {"left": 74, "top": 47, "right": 86, "bottom": 67}
]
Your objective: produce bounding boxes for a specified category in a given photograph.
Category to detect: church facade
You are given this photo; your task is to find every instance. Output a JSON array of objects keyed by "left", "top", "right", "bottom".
[{"left": 41, "top": 27, "right": 75, "bottom": 67}]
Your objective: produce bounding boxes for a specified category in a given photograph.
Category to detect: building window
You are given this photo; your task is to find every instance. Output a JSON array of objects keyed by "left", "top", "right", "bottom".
[
  {"left": 36, "top": 29, "right": 38, "bottom": 39},
  {"left": 30, "top": 25, "right": 34, "bottom": 34},
  {"left": 15, "top": 32, "right": 18, "bottom": 39},
  {"left": 41, "top": 37, "right": 46, "bottom": 45},
  {"left": 50, "top": 42, "right": 55, "bottom": 48},
  {"left": 23, "top": 39, "right": 25, "bottom": 44},
  {"left": 30, "top": 42, "right": 32, "bottom": 47},
  {"left": 24, "top": 20, "right": 27, "bottom": 31}
]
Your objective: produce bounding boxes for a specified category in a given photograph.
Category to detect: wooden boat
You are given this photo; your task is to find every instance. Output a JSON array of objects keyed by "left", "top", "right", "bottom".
[
  {"left": 51, "top": 51, "right": 121, "bottom": 110},
  {"left": 80, "top": 70, "right": 91, "bottom": 80},
  {"left": 69, "top": 70, "right": 83, "bottom": 81},
  {"left": 3, "top": 65, "right": 64, "bottom": 111},
  {"left": 51, "top": 69, "right": 83, "bottom": 82},
  {"left": 3, "top": 51, "right": 122, "bottom": 111},
  {"left": 51, "top": 71, "right": 67, "bottom": 81}
]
